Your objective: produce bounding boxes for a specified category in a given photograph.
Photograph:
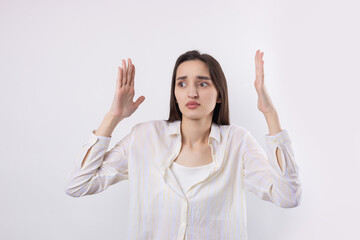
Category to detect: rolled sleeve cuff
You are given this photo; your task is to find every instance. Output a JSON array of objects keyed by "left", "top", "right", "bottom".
[
  {"left": 265, "top": 129, "right": 291, "bottom": 146},
  {"left": 88, "top": 129, "right": 111, "bottom": 148},
  {"left": 265, "top": 130, "right": 291, "bottom": 176}
]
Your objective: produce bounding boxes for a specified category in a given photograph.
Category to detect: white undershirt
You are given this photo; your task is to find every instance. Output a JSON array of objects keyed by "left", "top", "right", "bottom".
[{"left": 170, "top": 161, "right": 214, "bottom": 194}]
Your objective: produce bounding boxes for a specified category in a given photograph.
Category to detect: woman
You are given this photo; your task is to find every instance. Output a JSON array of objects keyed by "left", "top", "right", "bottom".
[{"left": 65, "top": 50, "right": 302, "bottom": 240}]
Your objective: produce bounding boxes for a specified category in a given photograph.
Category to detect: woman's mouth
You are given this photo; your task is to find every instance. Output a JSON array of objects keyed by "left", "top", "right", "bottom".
[{"left": 187, "top": 104, "right": 200, "bottom": 109}]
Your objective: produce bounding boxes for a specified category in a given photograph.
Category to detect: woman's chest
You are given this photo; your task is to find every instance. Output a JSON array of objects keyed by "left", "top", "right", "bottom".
[{"left": 173, "top": 144, "right": 214, "bottom": 167}]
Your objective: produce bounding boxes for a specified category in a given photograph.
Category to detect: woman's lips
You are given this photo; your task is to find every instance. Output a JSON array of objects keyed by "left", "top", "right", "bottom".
[{"left": 187, "top": 104, "right": 199, "bottom": 109}]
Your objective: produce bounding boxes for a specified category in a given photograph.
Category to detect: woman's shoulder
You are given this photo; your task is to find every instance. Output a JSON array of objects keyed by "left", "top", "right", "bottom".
[
  {"left": 131, "top": 119, "right": 174, "bottom": 133},
  {"left": 128, "top": 120, "right": 180, "bottom": 143},
  {"left": 219, "top": 123, "right": 248, "bottom": 133},
  {"left": 221, "top": 123, "right": 250, "bottom": 140},
  {"left": 132, "top": 119, "right": 170, "bottom": 128}
]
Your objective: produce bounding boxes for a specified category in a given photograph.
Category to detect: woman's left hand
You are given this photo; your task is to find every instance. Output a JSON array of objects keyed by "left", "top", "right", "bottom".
[{"left": 254, "top": 49, "right": 276, "bottom": 114}]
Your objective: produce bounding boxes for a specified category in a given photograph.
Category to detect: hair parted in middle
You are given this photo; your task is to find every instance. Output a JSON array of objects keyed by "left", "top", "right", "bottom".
[{"left": 166, "top": 50, "right": 230, "bottom": 126}]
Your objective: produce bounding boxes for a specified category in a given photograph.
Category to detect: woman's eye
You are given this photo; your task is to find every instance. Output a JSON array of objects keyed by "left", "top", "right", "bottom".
[{"left": 177, "top": 82, "right": 208, "bottom": 87}]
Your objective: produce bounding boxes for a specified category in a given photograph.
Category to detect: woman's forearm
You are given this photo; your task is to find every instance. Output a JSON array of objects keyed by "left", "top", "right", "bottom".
[
  {"left": 263, "top": 109, "right": 282, "bottom": 136},
  {"left": 263, "top": 109, "right": 284, "bottom": 171}
]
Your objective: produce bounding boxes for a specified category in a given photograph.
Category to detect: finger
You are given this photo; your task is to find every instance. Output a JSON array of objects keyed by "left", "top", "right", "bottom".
[
  {"left": 122, "top": 59, "right": 127, "bottom": 85},
  {"left": 120, "top": 67, "right": 125, "bottom": 88},
  {"left": 259, "top": 51, "right": 263, "bottom": 62},
  {"left": 127, "top": 58, "right": 132, "bottom": 86},
  {"left": 258, "top": 51, "right": 263, "bottom": 67},
  {"left": 117, "top": 66, "right": 122, "bottom": 89},
  {"left": 131, "top": 64, "right": 136, "bottom": 88},
  {"left": 134, "top": 96, "right": 145, "bottom": 109},
  {"left": 256, "top": 50, "right": 260, "bottom": 64},
  {"left": 129, "top": 59, "right": 134, "bottom": 87}
]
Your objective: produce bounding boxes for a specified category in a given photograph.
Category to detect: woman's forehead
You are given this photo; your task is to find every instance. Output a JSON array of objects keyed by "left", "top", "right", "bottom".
[{"left": 176, "top": 60, "right": 210, "bottom": 75}]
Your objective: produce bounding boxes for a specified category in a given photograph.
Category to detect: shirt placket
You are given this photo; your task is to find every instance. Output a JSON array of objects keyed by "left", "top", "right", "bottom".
[
  {"left": 165, "top": 136, "right": 219, "bottom": 240},
  {"left": 176, "top": 198, "right": 188, "bottom": 240}
]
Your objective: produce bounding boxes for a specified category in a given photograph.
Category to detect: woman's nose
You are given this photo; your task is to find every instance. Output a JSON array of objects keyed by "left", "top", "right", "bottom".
[{"left": 188, "top": 86, "right": 198, "bottom": 98}]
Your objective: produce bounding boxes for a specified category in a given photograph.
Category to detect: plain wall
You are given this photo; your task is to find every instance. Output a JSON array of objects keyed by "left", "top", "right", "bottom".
[{"left": 1, "top": 0, "right": 359, "bottom": 239}]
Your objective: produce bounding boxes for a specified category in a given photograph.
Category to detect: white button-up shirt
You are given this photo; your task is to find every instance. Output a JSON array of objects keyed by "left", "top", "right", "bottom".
[
  {"left": 170, "top": 161, "right": 214, "bottom": 195},
  {"left": 65, "top": 120, "right": 302, "bottom": 240}
]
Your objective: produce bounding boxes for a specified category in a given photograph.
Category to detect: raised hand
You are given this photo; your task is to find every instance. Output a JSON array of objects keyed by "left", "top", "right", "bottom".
[
  {"left": 108, "top": 58, "right": 145, "bottom": 121},
  {"left": 254, "top": 49, "right": 276, "bottom": 114}
]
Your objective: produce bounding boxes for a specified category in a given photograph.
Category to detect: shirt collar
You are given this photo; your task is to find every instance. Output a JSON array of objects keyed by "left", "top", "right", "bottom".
[
  {"left": 167, "top": 120, "right": 220, "bottom": 143},
  {"left": 162, "top": 120, "right": 222, "bottom": 178}
]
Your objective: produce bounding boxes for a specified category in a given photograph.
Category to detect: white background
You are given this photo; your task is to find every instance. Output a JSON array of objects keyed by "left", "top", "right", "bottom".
[{"left": 1, "top": 0, "right": 359, "bottom": 239}]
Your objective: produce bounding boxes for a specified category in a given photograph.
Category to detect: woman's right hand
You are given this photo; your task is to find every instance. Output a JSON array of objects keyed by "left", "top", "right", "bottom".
[{"left": 108, "top": 58, "right": 145, "bottom": 121}]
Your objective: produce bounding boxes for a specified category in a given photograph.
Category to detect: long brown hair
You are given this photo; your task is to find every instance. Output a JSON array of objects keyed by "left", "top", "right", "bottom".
[{"left": 166, "top": 50, "right": 230, "bottom": 125}]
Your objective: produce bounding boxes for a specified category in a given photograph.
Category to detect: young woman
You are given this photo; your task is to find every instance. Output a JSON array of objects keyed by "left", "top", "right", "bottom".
[{"left": 65, "top": 50, "right": 302, "bottom": 240}]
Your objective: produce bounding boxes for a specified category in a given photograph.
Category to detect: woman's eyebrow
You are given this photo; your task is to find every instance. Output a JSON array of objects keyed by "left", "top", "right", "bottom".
[{"left": 176, "top": 76, "right": 211, "bottom": 81}]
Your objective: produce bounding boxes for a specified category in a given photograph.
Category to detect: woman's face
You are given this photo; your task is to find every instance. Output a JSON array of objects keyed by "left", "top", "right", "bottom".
[{"left": 174, "top": 59, "right": 221, "bottom": 121}]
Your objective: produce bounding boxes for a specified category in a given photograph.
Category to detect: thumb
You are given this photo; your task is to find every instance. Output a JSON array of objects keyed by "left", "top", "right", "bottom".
[{"left": 134, "top": 96, "right": 145, "bottom": 109}]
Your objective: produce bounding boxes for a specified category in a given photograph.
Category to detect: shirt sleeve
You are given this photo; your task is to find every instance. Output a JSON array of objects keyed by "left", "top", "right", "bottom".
[
  {"left": 242, "top": 129, "right": 302, "bottom": 208},
  {"left": 64, "top": 127, "right": 135, "bottom": 197}
]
